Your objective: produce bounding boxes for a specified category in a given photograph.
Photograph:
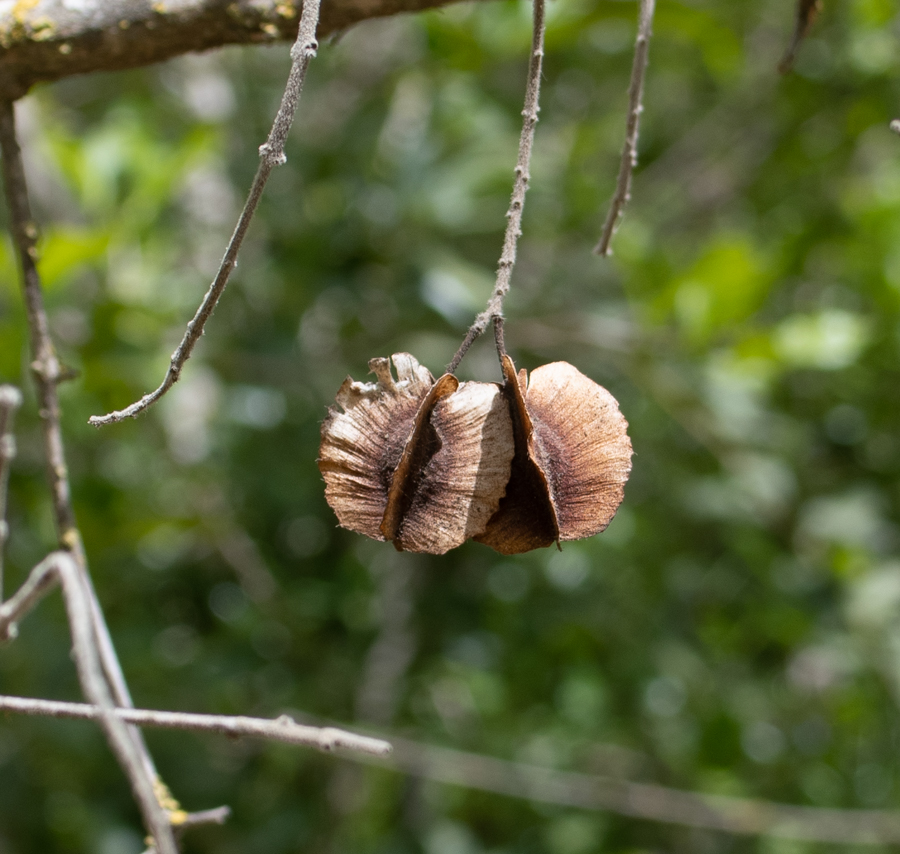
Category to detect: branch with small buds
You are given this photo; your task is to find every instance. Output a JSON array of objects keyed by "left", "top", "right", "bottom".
[
  {"left": 448, "top": 0, "right": 546, "bottom": 375},
  {"left": 0, "top": 694, "right": 393, "bottom": 756},
  {"left": 0, "top": 98, "right": 183, "bottom": 854},
  {"left": 89, "top": 0, "right": 323, "bottom": 427},
  {"left": 594, "top": 0, "right": 656, "bottom": 257}
]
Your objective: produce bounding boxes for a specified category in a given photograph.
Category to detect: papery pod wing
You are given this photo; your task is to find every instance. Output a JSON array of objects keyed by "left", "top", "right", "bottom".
[
  {"left": 475, "top": 356, "right": 559, "bottom": 555},
  {"left": 477, "top": 356, "right": 632, "bottom": 554},
  {"left": 389, "top": 380, "right": 514, "bottom": 554},
  {"left": 318, "top": 353, "right": 436, "bottom": 541},
  {"left": 527, "top": 361, "right": 632, "bottom": 541}
]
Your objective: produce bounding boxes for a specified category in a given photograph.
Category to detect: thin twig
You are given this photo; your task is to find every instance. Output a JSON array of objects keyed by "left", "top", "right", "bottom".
[
  {"left": 0, "top": 101, "right": 179, "bottom": 854},
  {"left": 447, "top": 0, "right": 545, "bottom": 374},
  {"left": 0, "top": 695, "right": 393, "bottom": 757},
  {"left": 174, "top": 807, "right": 232, "bottom": 829},
  {"left": 594, "top": 0, "right": 656, "bottom": 257},
  {"left": 141, "top": 808, "right": 233, "bottom": 854},
  {"left": 778, "top": 0, "right": 823, "bottom": 74},
  {"left": 0, "top": 554, "right": 179, "bottom": 852},
  {"left": 89, "top": 0, "right": 323, "bottom": 427},
  {"left": 0, "top": 384, "right": 22, "bottom": 604},
  {"left": 0, "top": 548, "right": 59, "bottom": 642},
  {"left": 368, "top": 735, "right": 900, "bottom": 846}
]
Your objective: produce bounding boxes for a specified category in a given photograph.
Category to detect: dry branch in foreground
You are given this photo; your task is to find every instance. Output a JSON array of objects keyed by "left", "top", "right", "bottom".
[
  {"left": 0, "top": 695, "right": 392, "bottom": 757},
  {"left": 3, "top": 693, "right": 898, "bottom": 847}
]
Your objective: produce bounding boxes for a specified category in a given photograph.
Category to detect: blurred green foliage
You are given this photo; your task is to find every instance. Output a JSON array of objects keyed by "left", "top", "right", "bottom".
[{"left": 3, "top": 0, "right": 900, "bottom": 852}]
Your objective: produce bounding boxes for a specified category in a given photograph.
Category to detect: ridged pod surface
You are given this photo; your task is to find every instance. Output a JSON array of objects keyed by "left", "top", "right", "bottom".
[
  {"left": 318, "top": 353, "right": 513, "bottom": 554},
  {"left": 477, "top": 356, "right": 632, "bottom": 554},
  {"left": 319, "top": 352, "right": 632, "bottom": 555}
]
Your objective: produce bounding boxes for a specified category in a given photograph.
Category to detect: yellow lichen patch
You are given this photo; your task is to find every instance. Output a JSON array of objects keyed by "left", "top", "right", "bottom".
[
  {"left": 0, "top": 0, "right": 40, "bottom": 47},
  {"left": 12, "top": 0, "right": 39, "bottom": 25},
  {"left": 61, "top": 528, "right": 80, "bottom": 551},
  {"left": 152, "top": 778, "right": 182, "bottom": 814},
  {"left": 30, "top": 17, "right": 57, "bottom": 41}
]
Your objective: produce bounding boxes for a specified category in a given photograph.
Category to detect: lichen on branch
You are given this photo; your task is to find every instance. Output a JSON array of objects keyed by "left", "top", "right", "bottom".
[{"left": 0, "top": 0, "right": 483, "bottom": 100}]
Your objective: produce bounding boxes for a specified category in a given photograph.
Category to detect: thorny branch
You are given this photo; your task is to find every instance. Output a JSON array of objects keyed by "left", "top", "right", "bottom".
[
  {"left": 447, "top": 0, "right": 546, "bottom": 374},
  {"left": 0, "top": 384, "right": 22, "bottom": 604},
  {"left": 0, "top": 695, "right": 393, "bottom": 757},
  {"left": 89, "top": 0, "right": 323, "bottom": 427},
  {"left": 594, "top": 0, "right": 656, "bottom": 256},
  {"left": 0, "top": 100, "right": 181, "bottom": 854}
]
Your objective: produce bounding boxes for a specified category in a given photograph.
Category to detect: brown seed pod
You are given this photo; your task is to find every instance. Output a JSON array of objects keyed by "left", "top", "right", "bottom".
[
  {"left": 318, "top": 353, "right": 513, "bottom": 554},
  {"left": 476, "top": 356, "right": 633, "bottom": 555}
]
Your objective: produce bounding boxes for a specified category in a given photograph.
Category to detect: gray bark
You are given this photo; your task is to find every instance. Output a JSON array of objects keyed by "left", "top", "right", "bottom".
[{"left": 0, "top": 0, "right": 475, "bottom": 100}]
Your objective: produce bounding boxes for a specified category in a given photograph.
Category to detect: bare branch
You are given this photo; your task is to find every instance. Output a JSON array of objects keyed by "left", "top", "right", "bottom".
[
  {"left": 0, "top": 101, "right": 180, "bottom": 854},
  {"left": 447, "top": 0, "right": 545, "bottom": 374},
  {"left": 0, "top": 384, "right": 22, "bottom": 604},
  {"left": 174, "top": 807, "right": 232, "bottom": 829},
  {"left": 0, "top": 554, "right": 179, "bottom": 852},
  {"left": 594, "top": 0, "right": 656, "bottom": 257},
  {"left": 0, "top": 695, "right": 393, "bottom": 757},
  {"left": 141, "top": 808, "right": 233, "bottom": 854},
  {"left": 0, "top": 548, "right": 58, "bottom": 643},
  {"left": 89, "top": 0, "right": 323, "bottom": 427},
  {"left": 778, "top": 0, "right": 823, "bottom": 74},
  {"left": 367, "top": 735, "right": 900, "bottom": 846},
  {"left": 0, "top": 0, "right": 488, "bottom": 101}
]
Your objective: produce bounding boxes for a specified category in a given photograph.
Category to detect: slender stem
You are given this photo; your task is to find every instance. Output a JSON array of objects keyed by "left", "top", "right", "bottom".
[
  {"left": 447, "top": 0, "right": 545, "bottom": 375},
  {"left": 0, "top": 694, "right": 393, "bottom": 757},
  {"left": 778, "top": 0, "right": 823, "bottom": 74},
  {"left": 89, "top": 0, "right": 323, "bottom": 427},
  {"left": 0, "top": 384, "right": 22, "bottom": 604},
  {"left": 0, "top": 549, "right": 59, "bottom": 642},
  {"left": 362, "top": 734, "right": 900, "bottom": 845},
  {"left": 0, "top": 102, "right": 179, "bottom": 854},
  {"left": 594, "top": 0, "right": 656, "bottom": 257},
  {"left": 492, "top": 316, "right": 507, "bottom": 363}
]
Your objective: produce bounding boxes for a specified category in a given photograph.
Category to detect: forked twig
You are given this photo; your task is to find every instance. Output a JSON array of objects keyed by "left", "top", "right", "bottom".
[
  {"left": 594, "top": 0, "right": 656, "bottom": 257},
  {"left": 0, "top": 384, "right": 22, "bottom": 604},
  {"left": 447, "top": 0, "right": 546, "bottom": 374},
  {"left": 0, "top": 100, "right": 182, "bottom": 854},
  {"left": 0, "top": 695, "right": 393, "bottom": 756},
  {"left": 0, "top": 553, "right": 180, "bottom": 853},
  {"left": 89, "top": 0, "right": 323, "bottom": 426}
]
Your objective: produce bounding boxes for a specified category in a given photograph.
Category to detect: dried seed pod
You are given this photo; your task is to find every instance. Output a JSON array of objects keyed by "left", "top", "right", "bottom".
[
  {"left": 318, "top": 353, "right": 514, "bottom": 555},
  {"left": 476, "top": 356, "right": 632, "bottom": 555}
]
